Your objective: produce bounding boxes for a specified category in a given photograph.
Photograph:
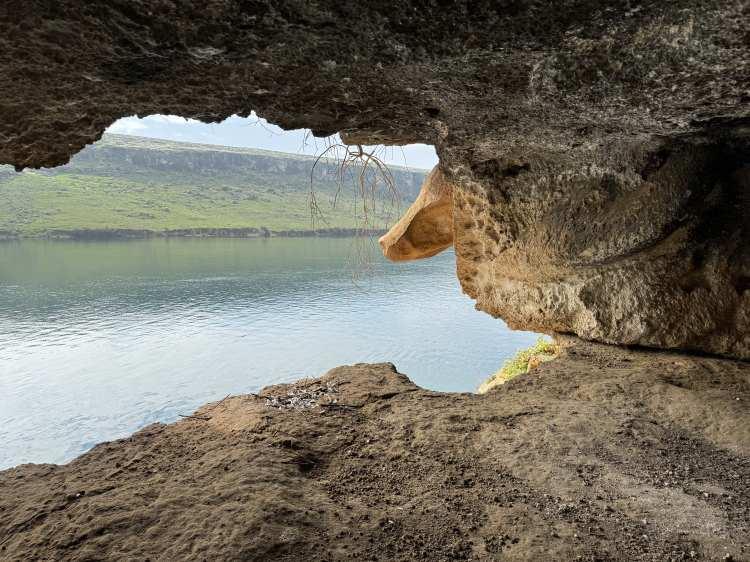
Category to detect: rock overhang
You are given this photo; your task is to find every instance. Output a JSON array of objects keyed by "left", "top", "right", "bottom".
[{"left": 1, "top": 1, "right": 748, "bottom": 357}]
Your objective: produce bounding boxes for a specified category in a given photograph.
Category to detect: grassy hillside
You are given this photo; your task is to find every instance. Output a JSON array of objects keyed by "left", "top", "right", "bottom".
[{"left": 0, "top": 135, "right": 427, "bottom": 237}]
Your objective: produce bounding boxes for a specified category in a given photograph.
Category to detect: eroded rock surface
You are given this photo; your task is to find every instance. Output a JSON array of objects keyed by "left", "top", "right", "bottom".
[
  {"left": 1, "top": 344, "right": 749, "bottom": 560},
  {"left": 1, "top": 2, "right": 749, "bottom": 354},
  {"left": 452, "top": 132, "right": 750, "bottom": 358},
  {"left": 379, "top": 165, "right": 454, "bottom": 261}
]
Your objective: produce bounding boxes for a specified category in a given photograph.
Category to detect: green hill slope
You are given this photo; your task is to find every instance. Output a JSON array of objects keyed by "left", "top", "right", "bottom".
[{"left": 0, "top": 134, "right": 427, "bottom": 238}]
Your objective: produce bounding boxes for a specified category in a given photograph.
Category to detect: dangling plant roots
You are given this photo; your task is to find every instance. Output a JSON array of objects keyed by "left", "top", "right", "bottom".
[{"left": 307, "top": 138, "right": 404, "bottom": 275}]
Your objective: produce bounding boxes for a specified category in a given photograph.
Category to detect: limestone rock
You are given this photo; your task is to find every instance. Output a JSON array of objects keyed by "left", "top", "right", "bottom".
[
  {"left": 452, "top": 133, "right": 750, "bottom": 359},
  {"left": 379, "top": 165, "right": 453, "bottom": 261}
]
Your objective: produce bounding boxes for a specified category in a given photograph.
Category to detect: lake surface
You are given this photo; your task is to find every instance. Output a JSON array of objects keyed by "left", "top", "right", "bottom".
[{"left": 0, "top": 238, "right": 539, "bottom": 469}]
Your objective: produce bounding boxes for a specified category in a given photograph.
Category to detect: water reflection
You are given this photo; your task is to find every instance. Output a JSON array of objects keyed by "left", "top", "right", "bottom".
[{"left": 0, "top": 238, "right": 538, "bottom": 468}]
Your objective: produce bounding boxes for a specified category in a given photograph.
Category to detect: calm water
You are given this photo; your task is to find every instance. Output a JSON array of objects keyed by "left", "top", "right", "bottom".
[{"left": 0, "top": 238, "right": 538, "bottom": 469}]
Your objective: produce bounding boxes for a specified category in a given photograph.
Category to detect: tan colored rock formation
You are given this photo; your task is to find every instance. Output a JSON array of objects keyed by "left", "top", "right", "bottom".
[
  {"left": 380, "top": 138, "right": 750, "bottom": 359},
  {"left": 452, "top": 135, "right": 750, "bottom": 359},
  {"left": 379, "top": 165, "right": 453, "bottom": 261}
]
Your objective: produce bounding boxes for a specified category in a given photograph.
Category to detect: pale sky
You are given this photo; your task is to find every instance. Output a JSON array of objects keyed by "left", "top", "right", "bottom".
[{"left": 106, "top": 114, "right": 438, "bottom": 171}]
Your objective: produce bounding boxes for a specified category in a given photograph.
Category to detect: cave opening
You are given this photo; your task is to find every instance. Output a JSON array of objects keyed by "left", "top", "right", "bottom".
[
  {"left": 3, "top": 3, "right": 750, "bottom": 557},
  {"left": 0, "top": 112, "right": 544, "bottom": 469}
]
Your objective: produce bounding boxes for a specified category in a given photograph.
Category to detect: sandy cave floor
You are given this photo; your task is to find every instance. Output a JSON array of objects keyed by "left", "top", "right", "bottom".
[{"left": 0, "top": 338, "right": 748, "bottom": 561}]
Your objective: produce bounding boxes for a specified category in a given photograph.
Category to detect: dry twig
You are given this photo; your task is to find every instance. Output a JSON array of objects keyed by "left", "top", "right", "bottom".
[{"left": 306, "top": 136, "right": 403, "bottom": 276}]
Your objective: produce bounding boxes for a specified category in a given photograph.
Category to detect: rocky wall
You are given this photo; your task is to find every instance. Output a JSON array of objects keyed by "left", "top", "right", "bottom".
[{"left": 2, "top": 0, "right": 748, "bottom": 356}]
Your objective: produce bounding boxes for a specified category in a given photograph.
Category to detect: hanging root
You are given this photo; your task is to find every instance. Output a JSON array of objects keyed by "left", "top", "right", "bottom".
[{"left": 308, "top": 138, "right": 403, "bottom": 275}]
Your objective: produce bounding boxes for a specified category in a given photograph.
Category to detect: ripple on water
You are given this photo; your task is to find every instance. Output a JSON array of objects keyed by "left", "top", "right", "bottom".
[{"left": 0, "top": 238, "right": 540, "bottom": 468}]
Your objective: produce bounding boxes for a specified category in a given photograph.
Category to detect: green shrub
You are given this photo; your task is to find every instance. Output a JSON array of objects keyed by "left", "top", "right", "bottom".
[{"left": 477, "top": 338, "right": 558, "bottom": 393}]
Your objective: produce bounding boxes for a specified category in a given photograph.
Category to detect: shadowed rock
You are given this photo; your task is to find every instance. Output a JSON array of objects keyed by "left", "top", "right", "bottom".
[{"left": 1, "top": 344, "right": 748, "bottom": 560}]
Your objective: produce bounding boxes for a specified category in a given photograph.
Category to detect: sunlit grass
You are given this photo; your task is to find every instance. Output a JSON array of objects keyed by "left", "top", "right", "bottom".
[
  {"left": 0, "top": 170, "right": 396, "bottom": 236},
  {"left": 477, "top": 338, "right": 558, "bottom": 394},
  {"left": 0, "top": 135, "right": 425, "bottom": 237}
]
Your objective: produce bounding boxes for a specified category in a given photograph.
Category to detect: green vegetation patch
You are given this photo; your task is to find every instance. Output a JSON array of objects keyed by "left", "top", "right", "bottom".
[
  {"left": 0, "top": 134, "right": 426, "bottom": 238},
  {"left": 477, "top": 338, "right": 558, "bottom": 394},
  {"left": 0, "top": 171, "right": 371, "bottom": 235}
]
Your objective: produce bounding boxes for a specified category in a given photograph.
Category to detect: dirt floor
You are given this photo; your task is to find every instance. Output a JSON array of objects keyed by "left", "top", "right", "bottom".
[{"left": 1, "top": 337, "right": 748, "bottom": 561}]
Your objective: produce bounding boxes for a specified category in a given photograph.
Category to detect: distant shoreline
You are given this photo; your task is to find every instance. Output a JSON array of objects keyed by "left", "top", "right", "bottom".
[
  {"left": 0, "top": 227, "right": 387, "bottom": 241},
  {"left": 0, "top": 133, "right": 421, "bottom": 244}
]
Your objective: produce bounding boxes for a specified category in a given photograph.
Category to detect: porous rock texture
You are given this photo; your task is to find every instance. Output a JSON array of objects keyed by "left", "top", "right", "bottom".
[
  {"left": 454, "top": 133, "right": 750, "bottom": 359},
  {"left": 1, "top": 343, "right": 749, "bottom": 561},
  {"left": 1, "top": 1, "right": 749, "bottom": 356}
]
